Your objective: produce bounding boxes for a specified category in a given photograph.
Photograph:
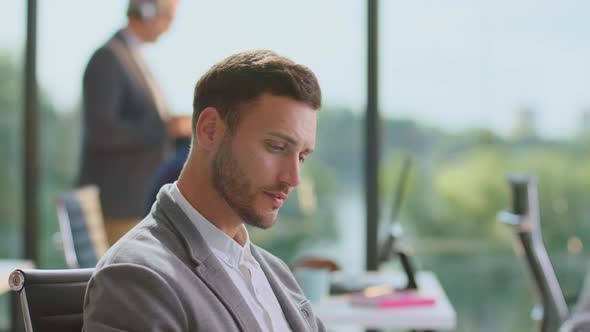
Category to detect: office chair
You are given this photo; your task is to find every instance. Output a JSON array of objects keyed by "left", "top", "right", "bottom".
[
  {"left": 559, "top": 265, "right": 590, "bottom": 331},
  {"left": 8, "top": 268, "right": 95, "bottom": 332},
  {"left": 499, "top": 174, "right": 569, "bottom": 332},
  {"left": 559, "top": 312, "right": 590, "bottom": 332},
  {"left": 56, "top": 185, "right": 108, "bottom": 268}
]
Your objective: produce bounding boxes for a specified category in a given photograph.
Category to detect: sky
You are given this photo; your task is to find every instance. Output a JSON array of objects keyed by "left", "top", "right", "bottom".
[{"left": 2, "top": 0, "right": 590, "bottom": 138}]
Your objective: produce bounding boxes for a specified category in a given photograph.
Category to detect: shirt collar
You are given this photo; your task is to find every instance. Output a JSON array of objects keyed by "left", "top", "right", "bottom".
[
  {"left": 121, "top": 27, "right": 142, "bottom": 50},
  {"left": 169, "top": 182, "right": 253, "bottom": 268}
]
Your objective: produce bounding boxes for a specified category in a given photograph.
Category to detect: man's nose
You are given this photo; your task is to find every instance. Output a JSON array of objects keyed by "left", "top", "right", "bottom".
[{"left": 279, "top": 155, "right": 301, "bottom": 188}]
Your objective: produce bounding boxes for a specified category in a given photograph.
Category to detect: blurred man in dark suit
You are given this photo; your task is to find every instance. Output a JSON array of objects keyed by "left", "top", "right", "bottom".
[
  {"left": 78, "top": 0, "right": 190, "bottom": 245},
  {"left": 144, "top": 137, "right": 190, "bottom": 215}
]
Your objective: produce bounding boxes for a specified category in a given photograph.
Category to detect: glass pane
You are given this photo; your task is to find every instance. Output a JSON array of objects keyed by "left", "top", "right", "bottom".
[
  {"left": 36, "top": 0, "right": 366, "bottom": 273},
  {"left": 0, "top": 0, "right": 25, "bottom": 259},
  {"left": 154, "top": 0, "right": 366, "bottom": 272},
  {"left": 37, "top": 1, "right": 127, "bottom": 268},
  {"left": 381, "top": 1, "right": 590, "bottom": 331},
  {"left": 0, "top": 1, "right": 26, "bottom": 330}
]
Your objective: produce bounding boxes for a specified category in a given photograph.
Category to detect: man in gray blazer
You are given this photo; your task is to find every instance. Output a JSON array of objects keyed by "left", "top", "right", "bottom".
[
  {"left": 78, "top": 0, "right": 190, "bottom": 245},
  {"left": 83, "top": 50, "right": 326, "bottom": 331}
]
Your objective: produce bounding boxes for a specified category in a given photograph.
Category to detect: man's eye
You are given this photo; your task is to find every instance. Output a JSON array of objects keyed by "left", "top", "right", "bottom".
[
  {"left": 268, "top": 143, "right": 285, "bottom": 152},
  {"left": 299, "top": 155, "right": 306, "bottom": 164}
]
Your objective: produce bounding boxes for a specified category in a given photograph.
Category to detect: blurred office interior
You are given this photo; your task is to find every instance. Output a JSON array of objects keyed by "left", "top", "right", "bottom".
[{"left": 2, "top": 1, "right": 590, "bottom": 331}]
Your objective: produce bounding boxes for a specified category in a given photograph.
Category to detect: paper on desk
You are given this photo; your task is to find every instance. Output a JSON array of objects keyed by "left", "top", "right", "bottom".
[{"left": 350, "top": 286, "right": 436, "bottom": 309}]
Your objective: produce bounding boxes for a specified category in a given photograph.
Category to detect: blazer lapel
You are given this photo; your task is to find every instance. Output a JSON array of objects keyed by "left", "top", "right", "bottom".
[
  {"left": 153, "top": 186, "right": 262, "bottom": 332},
  {"left": 251, "top": 246, "right": 311, "bottom": 331},
  {"left": 195, "top": 257, "right": 263, "bottom": 332},
  {"left": 107, "top": 32, "right": 155, "bottom": 106}
]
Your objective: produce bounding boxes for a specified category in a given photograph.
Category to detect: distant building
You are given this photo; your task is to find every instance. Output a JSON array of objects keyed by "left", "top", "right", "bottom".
[
  {"left": 511, "top": 106, "right": 537, "bottom": 140},
  {"left": 579, "top": 109, "right": 590, "bottom": 138}
]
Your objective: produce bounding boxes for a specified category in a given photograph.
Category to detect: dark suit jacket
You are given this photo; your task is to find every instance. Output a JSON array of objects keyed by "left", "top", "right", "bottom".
[
  {"left": 144, "top": 139, "right": 190, "bottom": 215},
  {"left": 83, "top": 184, "right": 325, "bottom": 332},
  {"left": 78, "top": 30, "right": 170, "bottom": 219}
]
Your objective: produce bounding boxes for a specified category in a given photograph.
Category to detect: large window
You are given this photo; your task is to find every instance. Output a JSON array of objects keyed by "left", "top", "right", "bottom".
[
  {"left": 34, "top": 1, "right": 366, "bottom": 270},
  {"left": 36, "top": 1, "right": 128, "bottom": 268},
  {"left": 0, "top": 0, "right": 25, "bottom": 258},
  {"left": 0, "top": 1, "right": 26, "bottom": 329},
  {"left": 153, "top": 1, "right": 368, "bottom": 270},
  {"left": 381, "top": 1, "right": 590, "bottom": 331}
]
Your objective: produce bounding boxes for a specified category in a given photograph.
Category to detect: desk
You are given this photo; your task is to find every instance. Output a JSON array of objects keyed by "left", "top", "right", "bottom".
[{"left": 314, "top": 271, "right": 457, "bottom": 331}]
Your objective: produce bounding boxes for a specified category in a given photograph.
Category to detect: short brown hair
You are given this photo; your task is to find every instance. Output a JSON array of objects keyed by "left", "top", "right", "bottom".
[{"left": 192, "top": 50, "right": 322, "bottom": 135}]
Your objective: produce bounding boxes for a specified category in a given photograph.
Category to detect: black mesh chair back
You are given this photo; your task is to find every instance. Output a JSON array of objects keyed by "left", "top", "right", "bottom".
[{"left": 8, "top": 268, "right": 95, "bottom": 332}]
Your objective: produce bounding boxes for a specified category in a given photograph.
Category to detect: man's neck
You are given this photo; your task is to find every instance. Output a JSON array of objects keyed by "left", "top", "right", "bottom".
[{"left": 125, "top": 22, "right": 147, "bottom": 44}]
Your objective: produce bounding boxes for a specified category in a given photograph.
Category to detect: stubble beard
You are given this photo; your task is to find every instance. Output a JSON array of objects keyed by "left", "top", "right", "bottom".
[{"left": 211, "top": 136, "right": 277, "bottom": 229}]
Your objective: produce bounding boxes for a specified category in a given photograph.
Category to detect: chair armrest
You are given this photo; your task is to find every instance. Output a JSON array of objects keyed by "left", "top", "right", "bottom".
[{"left": 559, "top": 312, "right": 590, "bottom": 332}]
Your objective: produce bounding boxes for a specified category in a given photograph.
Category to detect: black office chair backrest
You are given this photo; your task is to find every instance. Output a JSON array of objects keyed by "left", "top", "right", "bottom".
[
  {"left": 9, "top": 268, "right": 95, "bottom": 332},
  {"left": 499, "top": 175, "right": 569, "bottom": 332}
]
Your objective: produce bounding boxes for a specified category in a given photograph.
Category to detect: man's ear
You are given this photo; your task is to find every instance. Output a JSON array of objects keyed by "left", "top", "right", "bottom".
[{"left": 195, "top": 107, "right": 226, "bottom": 151}]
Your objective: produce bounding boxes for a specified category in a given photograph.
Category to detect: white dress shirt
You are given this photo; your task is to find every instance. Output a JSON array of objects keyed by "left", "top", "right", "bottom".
[{"left": 170, "top": 183, "right": 292, "bottom": 332}]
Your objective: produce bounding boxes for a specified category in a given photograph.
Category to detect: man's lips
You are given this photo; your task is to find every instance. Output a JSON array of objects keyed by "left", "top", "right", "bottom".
[{"left": 264, "top": 191, "right": 288, "bottom": 208}]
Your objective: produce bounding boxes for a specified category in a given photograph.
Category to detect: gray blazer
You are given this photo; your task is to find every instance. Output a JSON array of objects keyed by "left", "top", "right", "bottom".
[
  {"left": 83, "top": 185, "right": 325, "bottom": 332},
  {"left": 78, "top": 30, "right": 169, "bottom": 219}
]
